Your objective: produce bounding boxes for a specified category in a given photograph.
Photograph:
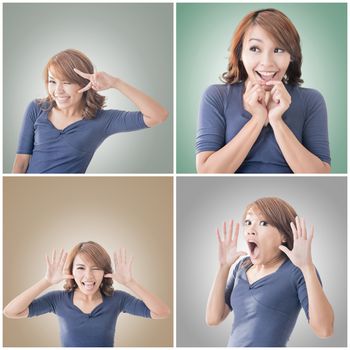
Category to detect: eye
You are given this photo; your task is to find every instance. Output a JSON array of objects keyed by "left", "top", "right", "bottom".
[
  {"left": 244, "top": 219, "right": 252, "bottom": 226},
  {"left": 76, "top": 267, "right": 84, "bottom": 270},
  {"left": 259, "top": 221, "right": 268, "bottom": 226},
  {"left": 64, "top": 82, "right": 71, "bottom": 85},
  {"left": 249, "top": 46, "right": 260, "bottom": 53},
  {"left": 48, "top": 80, "right": 56, "bottom": 84},
  {"left": 274, "top": 48, "right": 285, "bottom": 53}
]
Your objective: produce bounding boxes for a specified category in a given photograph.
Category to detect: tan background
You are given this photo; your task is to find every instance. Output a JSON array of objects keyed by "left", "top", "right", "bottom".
[{"left": 3, "top": 177, "right": 173, "bottom": 347}]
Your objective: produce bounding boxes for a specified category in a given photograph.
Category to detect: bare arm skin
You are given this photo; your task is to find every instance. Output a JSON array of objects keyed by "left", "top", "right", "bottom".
[{"left": 12, "top": 154, "right": 31, "bottom": 173}]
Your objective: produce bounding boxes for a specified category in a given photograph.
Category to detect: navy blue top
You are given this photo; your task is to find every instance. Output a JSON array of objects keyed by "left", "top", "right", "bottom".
[
  {"left": 28, "top": 290, "right": 151, "bottom": 347},
  {"left": 224, "top": 258, "right": 321, "bottom": 347},
  {"left": 196, "top": 83, "right": 331, "bottom": 173},
  {"left": 17, "top": 100, "right": 148, "bottom": 173}
]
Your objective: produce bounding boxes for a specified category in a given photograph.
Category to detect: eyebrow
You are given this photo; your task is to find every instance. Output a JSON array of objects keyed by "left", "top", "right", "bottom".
[{"left": 248, "top": 38, "right": 263, "bottom": 43}]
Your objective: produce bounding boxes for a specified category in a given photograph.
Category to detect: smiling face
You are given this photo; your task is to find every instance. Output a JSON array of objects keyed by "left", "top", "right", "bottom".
[
  {"left": 72, "top": 254, "right": 105, "bottom": 296},
  {"left": 244, "top": 207, "right": 286, "bottom": 265},
  {"left": 241, "top": 24, "right": 291, "bottom": 90},
  {"left": 48, "top": 69, "right": 83, "bottom": 110}
]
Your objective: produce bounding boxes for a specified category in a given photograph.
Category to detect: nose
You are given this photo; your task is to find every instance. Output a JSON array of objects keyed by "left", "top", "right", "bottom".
[
  {"left": 260, "top": 51, "right": 275, "bottom": 67},
  {"left": 55, "top": 82, "right": 65, "bottom": 94}
]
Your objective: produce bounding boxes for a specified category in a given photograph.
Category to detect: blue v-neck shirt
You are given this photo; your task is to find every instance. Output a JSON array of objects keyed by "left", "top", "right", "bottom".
[
  {"left": 224, "top": 257, "right": 321, "bottom": 347},
  {"left": 17, "top": 100, "right": 148, "bottom": 173},
  {"left": 28, "top": 290, "right": 151, "bottom": 347}
]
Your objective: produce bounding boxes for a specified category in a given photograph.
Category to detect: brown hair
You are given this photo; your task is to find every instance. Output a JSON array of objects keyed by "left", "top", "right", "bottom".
[
  {"left": 64, "top": 241, "right": 114, "bottom": 296},
  {"left": 222, "top": 8, "right": 303, "bottom": 86},
  {"left": 38, "top": 49, "right": 106, "bottom": 119},
  {"left": 243, "top": 197, "right": 297, "bottom": 255}
]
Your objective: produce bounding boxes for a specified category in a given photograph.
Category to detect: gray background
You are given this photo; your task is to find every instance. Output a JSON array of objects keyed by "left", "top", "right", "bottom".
[
  {"left": 3, "top": 3, "right": 173, "bottom": 173},
  {"left": 177, "top": 177, "right": 347, "bottom": 347}
]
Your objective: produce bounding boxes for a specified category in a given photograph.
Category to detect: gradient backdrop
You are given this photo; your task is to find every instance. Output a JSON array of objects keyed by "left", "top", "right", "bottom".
[
  {"left": 177, "top": 177, "right": 346, "bottom": 346},
  {"left": 3, "top": 3, "right": 173, "bottom": 173},
  {"left": 177, "top": 3, "right": 347, "bottom": 173},
  {"left": 3, "top": 177, "right": 173, "bottom": 347}
]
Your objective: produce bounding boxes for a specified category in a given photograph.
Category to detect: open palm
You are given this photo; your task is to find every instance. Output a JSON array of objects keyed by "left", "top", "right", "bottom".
[{"left": 104, "top": 248, "right": 133, "bottom": 286}]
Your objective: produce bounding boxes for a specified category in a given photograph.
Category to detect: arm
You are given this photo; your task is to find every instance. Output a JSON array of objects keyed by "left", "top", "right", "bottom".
[
  {"left": 105, "top": 248, "right": 170, "bottom": 319},
  {"left": 12, "top": 154, "right": 31, "bottom": 173},
  {"left": 196, "top": 82, "right": 267, "bottom": 173},
  {"left": 74, "top": 69, "right": 168, "bottom": 127},
  {"left": 206, "top": 221, "right": 247, "bottom": 325},
  {"left": 279, "top": 217, "right": 334, "bottom": 338},
  {"left": 3, "top": 250, "right": 73, "bottom": 319},
  {"left": 266, "top": 81, "right": 331, "bottom": 173}
]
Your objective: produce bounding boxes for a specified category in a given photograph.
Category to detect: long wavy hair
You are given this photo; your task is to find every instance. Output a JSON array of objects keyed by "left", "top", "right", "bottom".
[
  {"left": 64, "top": 241, "right": 114, "bottom": 296},
  {"left": 37, "top": 49, "right": 106, "bottom": 119},
  {"left": 222, "top": 9, "right": 303, "bottom": 86}
]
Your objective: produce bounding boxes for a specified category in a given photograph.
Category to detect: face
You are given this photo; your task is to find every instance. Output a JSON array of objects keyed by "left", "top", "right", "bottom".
[
  {"left": 48, "top": 69, "right": 83, "bottom": 110},
  {"left": 244, "top": 207, "right": 285, "bottom": 265},
  {"left": 72, "top": 254, "right": 105, "bottom": 296},
  {"left": 241, "top": 24, "right": 291, "bottom": 90}
]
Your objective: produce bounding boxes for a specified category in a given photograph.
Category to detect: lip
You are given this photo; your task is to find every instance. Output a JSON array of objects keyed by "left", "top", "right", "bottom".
[{"left": 255, "top": 70, "right": 278, "bottom": 81}]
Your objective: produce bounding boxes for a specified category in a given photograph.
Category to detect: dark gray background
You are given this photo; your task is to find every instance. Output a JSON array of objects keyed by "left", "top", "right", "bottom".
[
  {"left": 3, "top": 3, "right": 173, "bottom": 173},
  {"left": 177, "top": 177, "right": 347, "bottom": 347}
]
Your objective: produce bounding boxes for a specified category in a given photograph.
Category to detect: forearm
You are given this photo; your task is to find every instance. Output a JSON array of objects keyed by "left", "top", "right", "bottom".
[
  {"left": 206, "top": 265, "right": 231, "bottom": 325},
  {"left": 197, "top": 116, "right": 265, "bottom": 173},
  {"left": 12, "top": 155, "right": 30, "bottom": 173},
  {"left": 301, "top": 265, "right": 334, "bottom": 337},
  {"left": 112, "top": 78, "right": 168, "bottom": 126},
  {"left": 270, "top": 119, "right": 330, "bottom": 173},
  {"left": 125, "top": 279, "right": 170, "bottom": 319},
  {"left": 4, "top": 278, "right": 52, "bottom": 318}
]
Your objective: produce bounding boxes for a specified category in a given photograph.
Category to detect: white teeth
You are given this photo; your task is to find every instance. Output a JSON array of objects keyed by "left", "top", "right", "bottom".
[{"left": 258, "top": 72, "right": 275, "bottom": 76}]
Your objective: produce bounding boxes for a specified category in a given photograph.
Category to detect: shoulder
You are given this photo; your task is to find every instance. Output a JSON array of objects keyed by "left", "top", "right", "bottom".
[
  {"left": 202, "top": 83, "right": 240, "bottom": 102},
  {"left": 289, "top": 85, "right": 326, "bottom": 108}
]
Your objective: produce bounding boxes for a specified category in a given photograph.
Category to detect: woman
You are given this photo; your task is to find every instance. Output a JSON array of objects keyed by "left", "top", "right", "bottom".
[
  {"left": 196, "top": 9, "right": 331, "bottom": 173},
  {"left": 13, "top": 49, "right": 168, "bottom": 173},
  {"left": 4, "top": 241, "right": 170, "bottom": 347},
  {"left": 206, "top": 197, "right": 334, "bottom": 347}
]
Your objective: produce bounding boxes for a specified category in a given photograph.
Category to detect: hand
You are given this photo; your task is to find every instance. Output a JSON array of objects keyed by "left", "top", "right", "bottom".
[
  {"left": 279, "top": 216, "right": 314, "bottom": 270},
  {"left": 104, "top": 248, "right": 133, "bottom": 286},
  {"left": 216, "top": 220, "right": 247, "bottom": 268},
  {"left": 45, "top": 249, "right": 73, "bottom": 285},
  {"left": 74, "top": 68, "right": 118, "bottom": 93},
  {"left": 265, "top": 81, "right": 291, "bottom": 124},
  {"left": 243, "top": 81, "right": 268, "bottom": 124}
]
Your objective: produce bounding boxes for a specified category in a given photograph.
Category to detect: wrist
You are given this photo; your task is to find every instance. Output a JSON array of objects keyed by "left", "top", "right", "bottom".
[
  {"left": 300, "top": 263, "right": 315, "bottom": 275},
  {"left": 124, "top": 277, "right": 135, "bottom": 288},
  {"left": 42, "top": 277, "right": 55, "bottom": 287},
  {"left": 112, "top": 77, "right": 122, "bottom": 89},
  {"left": 269, "top": 117, "right": 284, "bottom": 129}
]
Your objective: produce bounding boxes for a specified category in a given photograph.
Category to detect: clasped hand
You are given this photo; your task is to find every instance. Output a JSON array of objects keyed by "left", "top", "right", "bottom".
[{"left": 243, "top": 80, "right": 291, "bottom": 125}]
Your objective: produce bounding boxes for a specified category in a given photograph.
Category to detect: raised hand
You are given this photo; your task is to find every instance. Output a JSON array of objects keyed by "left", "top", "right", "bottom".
[
  {"left": 104, "top": 248, "right": 133, "bottom": 286},
  {"left": 265, "top": 81, "right": 291, "bottom": 124},
  {"left": 243, "top": 81, "right": 268, "bottom": 125},
  {"left": 74, "top": 68, "right": 118, "bottom": 93},
  {"left": 216, "top": 220, "right": 247, "bottom": 268},
  {"left": 45, "top": 249, "right": 73, "bottom": 285},
  {"left": 279, "top": 216, "right": 314, "bottom": 270}
]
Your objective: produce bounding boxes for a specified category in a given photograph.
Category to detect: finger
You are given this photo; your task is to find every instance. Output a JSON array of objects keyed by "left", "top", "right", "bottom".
[
  {"left": 228, "top": 220, "right": 233, "bottom": 242},
  {"left": 245, "top": 80, "right": 252, "bottom": 92},
  {"left": 232, "top": 222, "right": 240, "bottom": 246},
  {"left": 64, "top": 274, "right": 74, "bottom": 279},
  {"left": 74, "top": 68, "right": 92, "bottom": 79},
  {"left": 290, "top": 221, "right": 297, "bottom": 241},
  {"left": 78, "top": 82, "right": 92, "bottom": 93},
  {"left": 300, "top": 217, "right": 307, "bottom": 240},
  {"left": 57, "top": 249, "right": 64, "bottom": 264},
  {"left": 279, "top": 245, "right": 291, "bottom": 257},
  {"left": 295, "top": 216, "right": 301, "bottom": 239},
  {"left": 309, "top": 225, "right": 314, "bottom": 242},
  {"left": 113, "top": 252, "right": 118, "bottom": 269},
  {"left": 59, "top": 252, "right": 68, "bottom": 267},
  {"left": 123, "top": 247, "right": 127, "bottom": 265},
  {"left": 104, "top": 273, "right": 113, "bottom": 278},
  {"left": 52, "top": 249, "right": 57, "bottom": 263},
  {"left": 223, "top": 221, "right": 227, "bottom": 241},
  {"left": 216, "top": 228, "right": 222, "bottom": 243},
  {"left": 117, "top": 249, "right": 122, "bottom": 265},
  {"left": 128, "top": 255, "right": 134, "bottom": 267},
  {"left": 265, "top": 80, "right": 282, "bottom": 87},
  {"left": 45, "top": 253, "right": 51, "bottom": 266}
]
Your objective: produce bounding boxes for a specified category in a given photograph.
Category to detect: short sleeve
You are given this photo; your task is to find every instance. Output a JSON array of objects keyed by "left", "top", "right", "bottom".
[
  {"left": 293, "top": 266, "right": 322, "bottom": 320},
  {"left": 302, "top": 89, "right": 331, "bottom": 164},
  {"left": 116, "top": 290, "right": 151, "bottom": 318},
  {"left": 196, "top": 85, "right": 227, "bottom": 153},
  {"left": 224, "top": 259, "right": 245, "bottom": 311},
  {"left": 103, "top": 109, "right": 148, "bottom": 137},
  {"left": 17, "top": 101, "right": 40, "bottom": 154},
  {"left": 28, "top": 291, "right": 62, "bottom": 317}
]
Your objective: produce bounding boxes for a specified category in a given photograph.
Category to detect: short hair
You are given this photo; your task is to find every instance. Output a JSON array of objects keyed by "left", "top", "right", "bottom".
[
  {"left": 38, "top": 49, "right": 106, "bottom": 119},
  {"left": 222, "top": 9, "right": 303, "bottom": 86},
  {"left": 64, "top": 241, "right": 114, "bottom": 296},
  {"left": 243, "top": 197, "right": 297, "bottom": 253}
]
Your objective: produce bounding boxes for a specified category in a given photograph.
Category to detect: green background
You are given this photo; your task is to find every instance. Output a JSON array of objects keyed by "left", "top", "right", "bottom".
[{"left": 177, "top": 3, "right": 347, "bottom": 173}]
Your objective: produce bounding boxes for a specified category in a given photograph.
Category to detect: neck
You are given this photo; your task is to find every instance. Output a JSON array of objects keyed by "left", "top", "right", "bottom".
[
  {"left": 75, "top": 288, "right": 101, "bottom": 302},
  {"left": 55, "top": 102, "right": 84, "bottom": 119},
  {"left": 253, "top": 254, "right": 285, "bottom": 272}
]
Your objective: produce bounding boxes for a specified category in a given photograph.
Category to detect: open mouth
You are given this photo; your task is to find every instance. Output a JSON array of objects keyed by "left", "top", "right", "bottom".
[
  {"left": 55, "top": 96, "right": 70, "bottom": 103},
  {"left": 255, "top": 71, "right": 277, "bottom": 82},
  {"left": 247, "top": 241, "right": 260, "bottom": 259},
  {"left": 82, "top": 281, "right": 96, "bottom": 291}
]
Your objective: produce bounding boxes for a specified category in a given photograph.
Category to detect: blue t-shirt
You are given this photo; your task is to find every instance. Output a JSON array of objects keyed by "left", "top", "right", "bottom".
[
  {"left": 196, "top": 83, "right": 331, "bottom": 173},
  {"left": 17, "top": 100, "right": 148, "bottom": 173},
  {"left": 28, "top": 290, "right": 151, "bottom": 347},
  {"left": 224, "top": 257, "right": 321, "bottom": 347}
]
